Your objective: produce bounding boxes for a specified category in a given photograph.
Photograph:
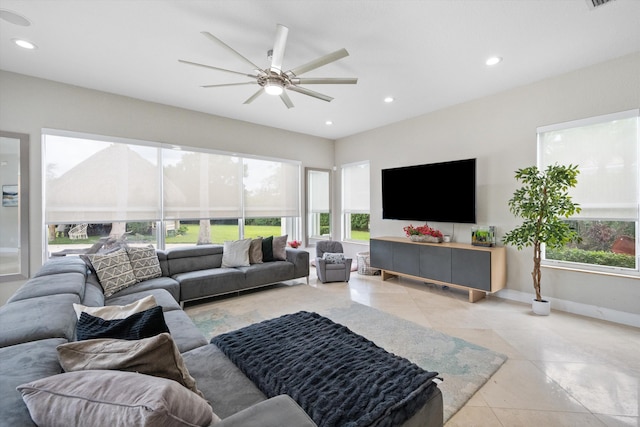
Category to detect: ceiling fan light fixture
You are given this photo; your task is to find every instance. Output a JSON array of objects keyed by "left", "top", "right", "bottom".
[{"left": 264, "top": 80, "right": 284, "bottom": 96}]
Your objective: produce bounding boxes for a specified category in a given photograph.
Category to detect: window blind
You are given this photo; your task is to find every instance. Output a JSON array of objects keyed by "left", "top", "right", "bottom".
[{"left": 342, "top": 161, "right": 370, "bottom": 213}]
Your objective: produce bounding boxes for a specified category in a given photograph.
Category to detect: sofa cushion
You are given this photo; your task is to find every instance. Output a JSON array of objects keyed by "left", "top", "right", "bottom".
[
  {"left": 33, "top": 257, "right": 88, "bottom": 277},
  {"left": 239, "top": 262, "right": 295, "bottom": 288},
  {"left": 17, "top": 370, "right": 218, "bottom": 427},
  {"left": 76, "top": 306, "right": 169, "bottom": 341},
  {"left": 221, "top": 239, "right": 251, "bottom": 268},
  {"left": 272, "top": 235, "right": 288, "bottom": 261},
  {"left": 0, "top": 338, "right": 66, "bottom": 427},
  {"left": 174, "top": 268, "right": 245, "bottom": 302},
  {"left": 0, "top": 294, "right": 79, "bottom": 348},
  {"left": 166, "top": 245, "right": 223, "bottom": 275},
  {"left": 126, "top": 245, "right": 163, "bottom": 281},
  {"left": 73, "top": 295, "right": 157, "bottom": 320},
  {"left": 107, "top": 288, "right": 181, "bottom": 312},
  {"left": 6, "top": 272, "right": 86, "bottom": 303},
  {"left": 163, "top": 310, "right": 209, "bottom": 353},
  {"left": 182, "top": 344, "right": 266, "bottom": 419},
  {"left": 105, "top": 275, "right": 180, "bottom": 303},
  {"left": 57, "top": 332, "right": 205, "bottom": 398},
  {"left": 249, "top": 238, "right": 263, "bottom": 264},
  {"left": 87, "top": 249, "right": 137, "bottom": 297}
]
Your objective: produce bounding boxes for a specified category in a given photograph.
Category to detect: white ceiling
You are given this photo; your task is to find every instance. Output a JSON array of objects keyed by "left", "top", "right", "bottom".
[{"left": 1, "top": 0, "right": 639, "bottom": 140}]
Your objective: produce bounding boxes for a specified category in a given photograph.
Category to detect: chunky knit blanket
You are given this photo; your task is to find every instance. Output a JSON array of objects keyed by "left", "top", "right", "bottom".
[{"left": 211, "top": 311, "right": 439, "bottom": 427}]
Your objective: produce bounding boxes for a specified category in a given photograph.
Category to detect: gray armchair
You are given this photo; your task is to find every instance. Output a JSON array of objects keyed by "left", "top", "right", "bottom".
[{"left": 315, "top": 241, "right": 352, "bottom": 283}]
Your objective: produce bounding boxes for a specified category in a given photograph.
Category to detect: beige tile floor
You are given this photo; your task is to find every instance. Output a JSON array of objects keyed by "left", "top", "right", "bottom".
[{"left": 189, "top": 272, "right": 640, "bottom": 427}]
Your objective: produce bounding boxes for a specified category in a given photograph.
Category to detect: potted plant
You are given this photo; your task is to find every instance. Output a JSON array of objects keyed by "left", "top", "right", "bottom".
[{"left": 502, "top": 164, "right": 581, "bottom": 315}]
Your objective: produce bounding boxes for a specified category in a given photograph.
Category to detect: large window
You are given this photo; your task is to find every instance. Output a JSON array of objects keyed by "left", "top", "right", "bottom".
[
  {"left": 538, "top": 110, "right": 639, "bottom": 275},
  {"left": 43, "top": 130, "right": 301, "bottom": 254},
  {"left": 341, "top": 161, "right": 370, "bottom": 242},
  {"left": 306, "top": 168, "right": 331, "bottom": 243}
]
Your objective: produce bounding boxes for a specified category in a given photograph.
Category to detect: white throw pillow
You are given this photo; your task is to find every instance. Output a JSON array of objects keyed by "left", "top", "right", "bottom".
[
  {"left": 73, "top": 295, "right": 157, "bottom": 320},
  {"left": 322, "top": 252, "right": 345, "bottom": 264},
  {"left": 87, "top": 249, "right": 137, "bottom": 297},
  {"left": 221, "top": 239, "right": 252, "bottom": 268}
]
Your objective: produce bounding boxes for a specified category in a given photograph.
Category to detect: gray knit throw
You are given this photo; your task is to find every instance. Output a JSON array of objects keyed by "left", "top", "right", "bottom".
[{"left": 211, "top": 311, "right": 439, "bottom": 427}]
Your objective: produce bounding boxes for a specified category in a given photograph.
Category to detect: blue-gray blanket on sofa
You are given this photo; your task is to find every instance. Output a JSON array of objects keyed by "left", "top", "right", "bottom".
[{"left": 211, "top": 311, "right": 439, "bottom": 427}]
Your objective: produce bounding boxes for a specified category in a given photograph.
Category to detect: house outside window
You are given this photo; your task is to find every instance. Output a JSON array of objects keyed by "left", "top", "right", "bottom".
[
  {"left": 341, "top": 161, "right": 370, "bottom": 242},
  {"left": 538, "top": 109, "right": 639, "bottom": 276}
]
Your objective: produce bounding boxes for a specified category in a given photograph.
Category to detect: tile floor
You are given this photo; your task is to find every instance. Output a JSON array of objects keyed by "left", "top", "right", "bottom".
[{"left": 189, "top": 272, "right": 640, "bottom": 427}]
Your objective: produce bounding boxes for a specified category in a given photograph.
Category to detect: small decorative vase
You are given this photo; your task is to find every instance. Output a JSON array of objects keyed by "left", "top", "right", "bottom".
[
  {"left": 409, "top": 235, "right": 443, "bottom": 243},
  {"left": 532, "top": 299, "right": 550, "bottom": 316}
]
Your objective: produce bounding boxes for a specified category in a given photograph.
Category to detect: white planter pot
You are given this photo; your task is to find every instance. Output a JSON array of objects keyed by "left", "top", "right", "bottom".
[{"left": 532, "top": 299, "right": 550, "bottom": 316}]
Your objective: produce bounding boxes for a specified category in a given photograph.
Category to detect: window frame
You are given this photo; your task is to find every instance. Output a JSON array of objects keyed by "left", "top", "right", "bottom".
[{"left": 537, "top": 109, "right": 639, "bottom": 277}]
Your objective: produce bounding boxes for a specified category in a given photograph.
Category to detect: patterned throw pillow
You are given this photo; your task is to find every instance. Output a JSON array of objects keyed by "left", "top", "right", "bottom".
[
  {"left": 126, "top": 245, "right": 162, "bottom": 281},
  {"left": 322, "top": 252, "right": 345, "bottom": 264},
  {"left": 87, "top": 249, "right": 137, "bottom": 297}
]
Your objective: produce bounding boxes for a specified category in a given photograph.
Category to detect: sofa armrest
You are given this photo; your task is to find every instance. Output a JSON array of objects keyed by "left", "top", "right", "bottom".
[
  {"left": 216, "top": 395, "right": 316, "bottom": 427},
  {"left": 286, "top": 249, "right": 310, "bottom": 279}
]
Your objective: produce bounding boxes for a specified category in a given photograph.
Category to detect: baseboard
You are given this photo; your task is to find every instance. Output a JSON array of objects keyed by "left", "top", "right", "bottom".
[{"left": 495, "top": 289, "right": 640, "bottom": 328}]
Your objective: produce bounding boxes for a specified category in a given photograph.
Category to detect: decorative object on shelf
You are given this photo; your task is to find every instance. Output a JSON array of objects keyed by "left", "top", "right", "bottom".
[
  {"left": 502, "top": 164, "right": 581, "bottom": 316},
  {"left": 403, "top": 224, "right": 443, "bottom": 243},
  {"left": 471, "top": 226, "right": 496, "bottom": 247},
  {"left": 287, "top": 240, "right": 302, "bottom": 249}
]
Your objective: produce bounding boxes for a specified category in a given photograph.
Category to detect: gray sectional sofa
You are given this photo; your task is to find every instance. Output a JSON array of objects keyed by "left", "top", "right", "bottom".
[{"left": 0, "top": 244, "right": 443, "bottom": 427}]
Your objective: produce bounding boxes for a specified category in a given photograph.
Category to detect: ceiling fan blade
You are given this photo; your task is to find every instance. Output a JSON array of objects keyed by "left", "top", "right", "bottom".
[
  {"left": 286, "top": 48, "right": 349, "bottom": 77},
  {"left": 280, "top": 90, "right": 294, "bottom": 109},
  {"left": 287, "top": 85, "right": 333, "bottom": 102},
  {"left": 201, "top": 82, "right": 257, "bottom": 88},
  {"left": 243, "top": 88, "right": 264, "bottom": 105},
  {"left": 201, "top": 31, "right": 262, "bottom": 71},
  {"left": 179, "top": 60, "right": 258, "bottom": 78},
  {"left": 270, "top": 24, "right": 289, "bottom": 73},
  {"left": 291, "top": 77, "right": 358, "bottom": 85}
]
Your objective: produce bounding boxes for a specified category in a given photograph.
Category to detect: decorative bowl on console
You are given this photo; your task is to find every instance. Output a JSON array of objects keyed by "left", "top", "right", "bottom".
[
  {"left": 403, "top": 224, "right": 444, "bottom": 243},
  {"left": 409, "top": 234, "right": 443, "bottom": 243}
]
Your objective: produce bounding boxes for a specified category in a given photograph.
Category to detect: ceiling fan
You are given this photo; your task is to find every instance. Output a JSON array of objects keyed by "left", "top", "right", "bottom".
[{"left": 179, "top": 24, "right": 357, "bottom": 108}]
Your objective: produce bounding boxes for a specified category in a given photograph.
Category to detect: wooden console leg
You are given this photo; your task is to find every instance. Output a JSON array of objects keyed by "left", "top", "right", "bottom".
[
  {"left": 381, "top": 270, "right": 396, "bottom": 281},
  {"left": 469, "top": 289, "right": 486, "bottom": 303}
]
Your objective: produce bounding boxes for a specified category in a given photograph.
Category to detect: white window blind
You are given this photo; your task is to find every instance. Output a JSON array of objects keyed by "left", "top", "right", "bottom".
[
  {"left": 342, "top": 161, "right": 370, "bottom": 213},
  {"left": 163, "top": 149, "right": 243, "bottom": 219},
  {"left": 243, "top": 158, "right": 300, "bottom": 218},
  {"left": 308, "top": 169, "right": 330, "bottom": 213},
  {"left": 44, "top": 133, "right": 161, "bottom": 223},
  {"left": 538, "top": 110, "right": 639, "bottom": 221}
]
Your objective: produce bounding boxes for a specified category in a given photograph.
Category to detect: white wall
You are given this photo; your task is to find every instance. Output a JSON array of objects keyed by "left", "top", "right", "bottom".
[
  {"left": 0, "top": 70, "right": 335, "bottom": 303},
  {"left": 335, "top": 53, "right": 640, "bottom": 321}
]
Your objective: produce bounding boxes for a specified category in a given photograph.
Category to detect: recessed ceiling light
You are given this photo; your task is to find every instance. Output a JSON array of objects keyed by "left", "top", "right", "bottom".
[
  {"left": 325, "top": 120, "right": 333, "bottom": 126},
  {"left": 13, "top": 38, "right": 37, "bottom": 49},
  {"left": 486, "top": 56, "right": 502, "bottom": 66},
  {"left": 0, "top": 9, "right": 31, "bottom": 26},
  {"left": 384, "top": 97, "right": 394, "bottom": 103}
]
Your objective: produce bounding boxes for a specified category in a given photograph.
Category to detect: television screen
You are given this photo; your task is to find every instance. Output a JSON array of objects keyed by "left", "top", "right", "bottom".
[{"left": 382, "top": 158, "right": 476, "bottom": 223}]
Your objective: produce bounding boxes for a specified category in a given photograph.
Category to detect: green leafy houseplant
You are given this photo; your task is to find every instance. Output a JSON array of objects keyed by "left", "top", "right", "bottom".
[{"left": 502, "top": 164, "right": 581, "bottom": 302}]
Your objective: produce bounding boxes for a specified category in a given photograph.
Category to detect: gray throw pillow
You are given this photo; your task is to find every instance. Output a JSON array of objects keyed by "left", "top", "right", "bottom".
[
  {"left": 17, "top": 370, "right": 219, "bottom": 426},
  {"left": 221, "top": 238, "right": 251, "bottom": 268},
  {"left": 249, "top": 238, "right": 263, "bottom": 264},
  {"left": 272, "top": 235, "right": 288, "bottom": 261},
  {"left": 57, "top": 332, "right": 205, "bottom": 398}
]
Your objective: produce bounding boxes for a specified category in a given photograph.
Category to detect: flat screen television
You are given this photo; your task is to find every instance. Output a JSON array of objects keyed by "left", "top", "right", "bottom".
[{"left": 382, "top": 158, "right": 476, "bottom": 223}]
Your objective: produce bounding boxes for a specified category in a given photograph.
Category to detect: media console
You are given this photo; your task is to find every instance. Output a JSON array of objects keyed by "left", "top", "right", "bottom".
[{"left": 370, "top": 236, "right": 506, "bottom": 302}]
